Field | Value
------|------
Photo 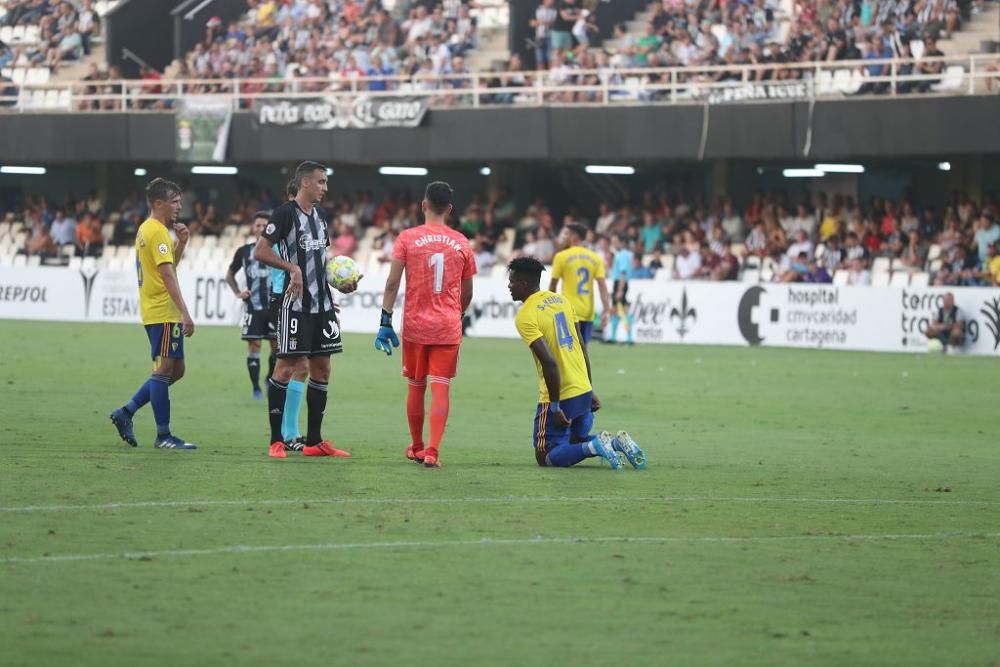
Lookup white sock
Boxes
[584,439,597,456]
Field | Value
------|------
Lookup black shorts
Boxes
[612,278,630,307]
[240,308,275,340]
[274,296,342,358]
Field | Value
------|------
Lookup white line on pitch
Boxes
[2,532,997,565]
[1,495,998,513]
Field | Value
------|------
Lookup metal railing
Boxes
[1,54,997,112]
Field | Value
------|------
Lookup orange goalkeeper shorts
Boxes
[402,341,460,380]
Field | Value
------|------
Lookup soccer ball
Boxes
[327,255,360,290]
[927,338,944,353]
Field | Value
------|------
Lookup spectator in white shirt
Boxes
[783,229,814,268]
[721,201,745,242]
[790,204,817,237]
[674,244,703,280]
[49,209,77,246]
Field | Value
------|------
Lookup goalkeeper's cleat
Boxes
[593,431,624,470]
[109,409,138,447]
[423,450,441,468]
[613,431,648,470]
[269,441,287,458]
[406,444,425,463]
[284,436,306,452]
[154,435,197,450]
[302,441,352,458]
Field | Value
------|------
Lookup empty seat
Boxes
[12,254,27,268]
[909,272,930,287]
[872,257,891,275]
[872,271,891,287]
[833,270,849,285]
[741,266,760,283]
[26,255,41,267]
[68,256,83,270]
[927,244,942,261]
[932,66,965,92]
[890,271,910,287]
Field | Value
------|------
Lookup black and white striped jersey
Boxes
[261,201,333,314]
[228,242,271,311]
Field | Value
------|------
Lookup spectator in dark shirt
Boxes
[925,292,964,349]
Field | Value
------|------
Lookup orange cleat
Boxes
[423,450,440,468]
[303,441,352,457]
[406,444,425,463]
[269,441,287,459]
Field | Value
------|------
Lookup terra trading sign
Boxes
[253,96,429,129]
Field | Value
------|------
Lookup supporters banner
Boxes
[176,96,233,162]
[1,267,999,356]
[252,96,429,129]
[705,81,813,105]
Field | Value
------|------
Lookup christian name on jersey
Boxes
[413,234,466,251]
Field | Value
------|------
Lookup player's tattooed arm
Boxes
[529,339,570,427]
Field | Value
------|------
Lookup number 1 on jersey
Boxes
[555,312,574,350]
[428,252,445,294]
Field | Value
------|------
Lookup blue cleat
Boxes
[613,431,648,470]
[253,388,264,400]
[593,431,624,470]
[154,435,198,450]
[109,409,138,447]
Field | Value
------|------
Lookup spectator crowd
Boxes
[4,181,998,288]
[1,0,100,72]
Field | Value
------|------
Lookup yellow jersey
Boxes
[550,246,606,321]
[515,290,592,404]
[136,218,181,325]
[990,256,1000,284]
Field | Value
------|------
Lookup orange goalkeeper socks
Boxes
[427,378,451,455]
[406,380,427,451]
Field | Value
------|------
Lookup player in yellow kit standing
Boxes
[507,256,646,469]
[548,222,610,349]
[109,178,197,450]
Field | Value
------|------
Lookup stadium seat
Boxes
[814,243,826,259]
[910,39,925,59]
[741,266,760,283]
[114,245,131,259]
[890,271,911,287]
[11,68,26,85]
[927,244,942,261]
[0,222,10,238]
[0,254,11,268]
[833,270,849,285]
[11,26,25,42]
[932,66,965,92]
[60,244,76,258]
[910,272,930,287]
[209,247,228,263]
[872,270,891,287]
[201,236,218,250]
[0,27,12,44]
[815,70,836,96]
[100,245,116,260]
[26,254,41,267]
[729,243,745,256]
[872,257,891,275]
[659,254,675,277]
[929,258,943,273]
[68,256,83,270]
[12,254,27,268]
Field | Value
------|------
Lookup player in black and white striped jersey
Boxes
[225,211,275,399]
[254,161,362,459]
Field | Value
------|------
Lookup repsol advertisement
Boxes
[1,267,998,355]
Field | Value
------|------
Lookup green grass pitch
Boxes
[1,320,998,666]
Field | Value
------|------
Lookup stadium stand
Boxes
[2,186,997,288]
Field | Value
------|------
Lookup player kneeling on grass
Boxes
[507,257,647,470]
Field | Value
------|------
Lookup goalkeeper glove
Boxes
[374,308,400,355]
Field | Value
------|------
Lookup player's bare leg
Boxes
[300,355,351,458]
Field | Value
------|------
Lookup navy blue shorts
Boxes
[577,321,593,344]
[533,391,593,466]
[145,322,184,362]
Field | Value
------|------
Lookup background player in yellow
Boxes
[109,178,197,450]
[548,222,610,349]
[508,256,646,470]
